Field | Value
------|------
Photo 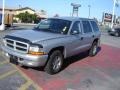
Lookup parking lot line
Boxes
[0,70,17,80]
[9,63,42,90]
[18,81,32,90]
[0,61,9,66]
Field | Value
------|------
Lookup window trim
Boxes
[90,20,99,32]
[70,21,81,35]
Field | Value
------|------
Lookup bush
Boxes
[15,11,38,23]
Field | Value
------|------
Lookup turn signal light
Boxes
[28,51,46,55]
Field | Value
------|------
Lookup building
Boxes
[14,7,35,15]
[0,8,14,26]
[13,7,36,22]
[35,10,47,19]
[0,7,47,23]
[0,8,15,14]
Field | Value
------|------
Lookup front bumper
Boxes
[108,30,116,35]
[2,46,48,67]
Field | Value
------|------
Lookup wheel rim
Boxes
[115,33,119,37]
[52,56,62,71]
[93,45,97,55]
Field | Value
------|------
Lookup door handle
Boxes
[92,35,95,38]
[80,37,84,40]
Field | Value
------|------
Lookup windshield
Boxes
[34,19,71,34]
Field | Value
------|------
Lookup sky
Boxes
[0,0,120,21]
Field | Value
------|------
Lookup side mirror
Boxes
[71,30,79,35]
[33,26,38,30]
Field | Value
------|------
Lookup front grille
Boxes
[5,38,29,53]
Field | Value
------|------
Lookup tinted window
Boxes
[82,21,92,33]
[115,28,120,31]
[90,21,99,32]
[71,21,80,34]
[0,14,2,25]
[34,19,71,34]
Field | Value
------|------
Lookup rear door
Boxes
[81,20,94,50]
[90,20,101,37]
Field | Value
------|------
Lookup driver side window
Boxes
[71,21,80,34]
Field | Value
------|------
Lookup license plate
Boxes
[10,56,18,65]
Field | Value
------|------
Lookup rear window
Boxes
[90,21,99,32]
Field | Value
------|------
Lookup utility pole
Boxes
[88,5,91,18]
[0,0,5,31]
[111,0,116,29]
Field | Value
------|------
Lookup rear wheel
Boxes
[89,41,98,57]
[44,50,63,75]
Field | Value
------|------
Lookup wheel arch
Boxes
[48,46,65,57]
[93,38,100,46]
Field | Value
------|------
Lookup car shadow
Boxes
[5,25,30,30]
[62,52,89,70]
[22,47,101,72]
[62,47,101,70]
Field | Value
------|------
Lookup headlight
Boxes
[29,45,40,52]
[28,44,45,55]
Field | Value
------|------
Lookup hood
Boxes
[9,30,65,43]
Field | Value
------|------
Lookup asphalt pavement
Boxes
[101,30,120,48]
[0,24,40,90]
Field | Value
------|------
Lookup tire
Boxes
[108,33,112,36]
[89,41,98,57]
[115,32,119,37]
[44,50,63,75]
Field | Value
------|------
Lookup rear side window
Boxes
[82,21,92,33]
[90,21,99,32]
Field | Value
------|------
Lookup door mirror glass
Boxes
[71,30,79,35]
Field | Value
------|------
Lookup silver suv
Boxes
[1,17,101,74]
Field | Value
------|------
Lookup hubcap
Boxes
[115,33,119,37]
[52,56,62,71]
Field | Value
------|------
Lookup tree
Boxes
[15,11,38,23]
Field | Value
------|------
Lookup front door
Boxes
[66,21,84,57]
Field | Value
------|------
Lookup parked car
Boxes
[1,17,101,74]
[108,27,120,37]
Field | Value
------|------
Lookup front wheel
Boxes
[89,42,98,57]
[44,50,63,75]
[115,32,119,37]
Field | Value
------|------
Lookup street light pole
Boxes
[111,0,116,29]
[88,5,91,18]
[0,0,5,31]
